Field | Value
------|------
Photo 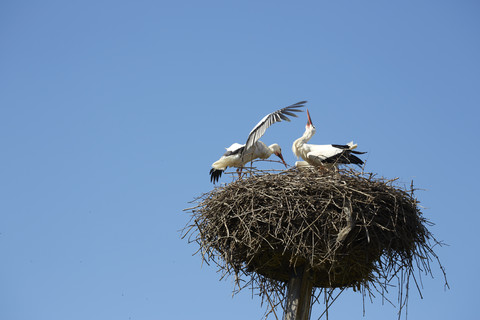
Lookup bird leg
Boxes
[236,167,243,178]
[317,165,328,175]
[317,164,336,176]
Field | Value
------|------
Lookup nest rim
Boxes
[183,167,447,318]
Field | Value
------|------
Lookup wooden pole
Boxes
[283,265,313,320]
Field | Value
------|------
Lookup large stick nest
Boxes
[184,167,447,317]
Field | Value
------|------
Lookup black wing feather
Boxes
[320,151,365,166]
[331,144,351,150]
[351,150,367,155]
[210,168,224,184]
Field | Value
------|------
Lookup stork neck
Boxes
[292,126,315,158]
[266,145,274,156]
[301,126,315,143]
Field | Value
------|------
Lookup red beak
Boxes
[306,109,313,126]
[276,152,288,168]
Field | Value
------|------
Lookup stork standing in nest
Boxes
[292,109,366,171]
[210,101,306,183]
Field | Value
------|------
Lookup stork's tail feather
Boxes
[210,168,224,184]
[346,141,358,150]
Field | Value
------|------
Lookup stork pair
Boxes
[210,101,365,183]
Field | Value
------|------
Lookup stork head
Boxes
[305,108,316,136]
[269,143,288,168]
[306,108,315,128]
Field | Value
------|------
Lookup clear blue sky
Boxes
[1,1,479,319]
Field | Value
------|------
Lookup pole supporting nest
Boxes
[184,168,448,319]
[283,265,313,320]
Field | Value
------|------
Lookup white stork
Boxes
[292,109,365,169]
[210,101,306,183]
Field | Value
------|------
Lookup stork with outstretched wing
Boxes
[210,101,306,183]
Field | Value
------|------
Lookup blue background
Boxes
[1,1,478,319]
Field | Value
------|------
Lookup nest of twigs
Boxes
[183,166,447,318]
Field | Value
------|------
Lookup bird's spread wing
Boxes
[243,101,306,153]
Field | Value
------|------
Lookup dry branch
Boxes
[183,167,447,319]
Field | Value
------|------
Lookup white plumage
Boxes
[292,109,365,169]
[210,101,306,183]
[211,142,284,182]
